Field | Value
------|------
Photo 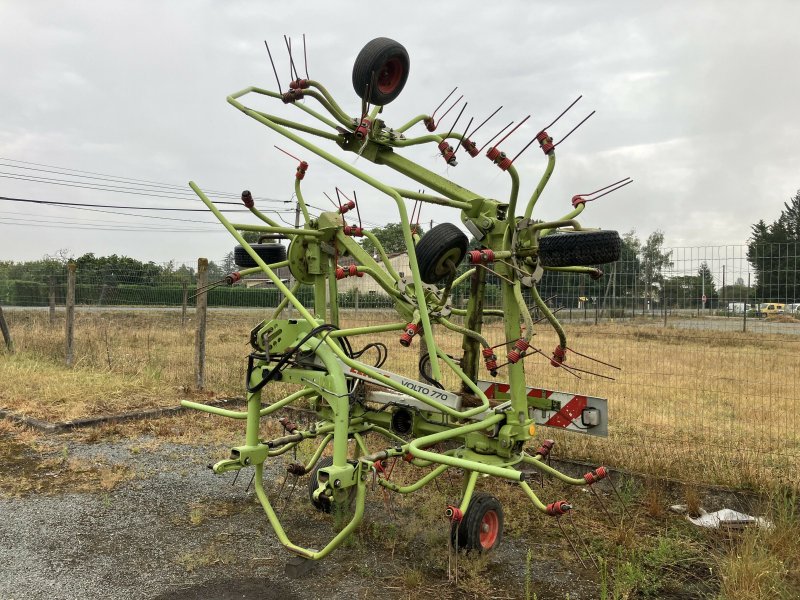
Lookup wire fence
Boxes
[1,244,799,489]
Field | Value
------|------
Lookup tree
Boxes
[361,222,425,256]
[639,230,673,305]
[697,262,718,308]
[747,189,800,302]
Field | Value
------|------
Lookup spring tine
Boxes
[554,111,596,147]
[445,102,468,139]
[571,511,600,571]
[188,280,225,300]
[245,472,255,493]
[478,120,514,153]
[533,307,564,326]
[334,188,344,212]
[274,145,303,163]
[469,105,503,139]
[589,485,617,528]
[562,363,616,381]
[277,475,298,520]
[566,346,621,370]
[264,41,283,91]
[510,133,542,164]
[555,516,587,569]
[283,35,300,81]
[539,95,582,133]
[431,86,458,120]
[231,470,240,487]
[435,94,464,128]
[453,117,473,155]
[583,179,634,203]
[302,33,309,79]
[579,177,631,198]
[477,263,515,285]
[353,190,362,227]
[493,115,530,147]
[531,348,582,379]
[323,192,338,208]
[608,475,631,519]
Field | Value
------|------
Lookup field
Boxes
[2,307,800,598]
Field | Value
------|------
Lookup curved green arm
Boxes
[254,463,366,560]
[294,100,341,130]
[513,282,535,343]
[396,114,429,133]
[294,178,310,224]
[304,433,333,471]
[303,89,354,129]
[392,133,444,147]
[523,152,556,220]
[519,480,549,513]
[250,109,342,141]
[521,452,587,486]
[247,206,281,228]
[531,284,566,350]
[539,203,586,237]
[379,463,450,494]
[306,80,353,125]
[360,231,400,281]
[438,316,490,349]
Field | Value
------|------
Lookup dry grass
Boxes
[1,307,799,489]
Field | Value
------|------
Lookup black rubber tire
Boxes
[307,457,356,513]
[415,223,468,284]
[352,38,410,106]
[450,493,504,552]
[233,243,287,268]
[538,230,621,267]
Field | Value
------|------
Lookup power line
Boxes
[0,209,220,231]
[0,156,283,203]
[0,219,224,233]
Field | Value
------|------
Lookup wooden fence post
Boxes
[181,280,188,327]
[65,262,76,367]
[0,303,13,353]
[194,258,208,390]
[49,276,56,324]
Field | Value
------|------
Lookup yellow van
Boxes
[758,302,785,317]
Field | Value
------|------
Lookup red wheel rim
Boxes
[479,510,499,549]
[376,57,404,93]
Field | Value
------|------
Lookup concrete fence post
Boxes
[194,258,208,390]
[65,262,76,367]
[0,303,13,353]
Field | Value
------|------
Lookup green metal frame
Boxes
[184,63,613,562]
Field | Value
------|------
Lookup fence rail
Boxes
[1,245,799,490]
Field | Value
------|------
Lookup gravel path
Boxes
[0,438,597,600]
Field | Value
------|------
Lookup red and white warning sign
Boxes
[477,380,608,437]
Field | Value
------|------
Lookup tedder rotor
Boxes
[184,36,630,574]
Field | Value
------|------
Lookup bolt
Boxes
[334,479,342,488]
[244,457,251,465]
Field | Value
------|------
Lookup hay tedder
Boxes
[184,37,629,572]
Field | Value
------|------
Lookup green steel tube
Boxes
[327,321,406,337]
[259,387,316,417]
[438,316,490,350]
[267,441,300,457]
[450,306,506,317]
[254,463,366,560]
[506,164,521,221]
[247,206,281,228]
[521,453,586,486]
[364,424,408,445]
[513,282,535,343]
[436,350,490,413]
[180,399,248,419]
[250,109,342,141]
[538,205,586,237]
[237,266,266,278]
[306,80,353,125]
[531,284,566,350]
[272,280,301,319]
[228,223,324,236]
[544,265,599,274]
[294,99,341,130]
[294,178,310,224]
[452,268,476,289]
[356,267,405,300]
[378,463,449,494]
[303,89,354,129]
[519,480,549,513]
[303,433,333,471]
[327,255,339,326]
[407,414,523,481]
[359,231,400,281]
[392,187,459,209]
[523,152,556,220]
[392,133,443,147]
[352,432,370,458]
[458,470,480,513]
[396,114,429,133]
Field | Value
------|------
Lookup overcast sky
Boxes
[1,0,798,265]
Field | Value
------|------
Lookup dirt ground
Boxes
[0,433,602,600]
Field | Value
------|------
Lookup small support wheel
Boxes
[233,243,287,268]
[352,38,410,106]
[450,493,504,552]
[415,223,468,284]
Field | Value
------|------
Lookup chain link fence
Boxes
[1,244,799,488]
